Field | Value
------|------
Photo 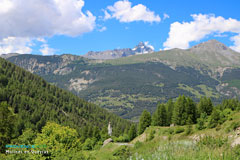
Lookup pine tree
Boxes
[166,99,174,126]
[172,95,187,125]
[185,97,197,124]
[152,104,167,126]
[197,97,213,116]
[0,102,15,153]
[93,126,101,140]
[208,109,220,128]
[151,108,159,126]
[138,110,151,135]
[128,125,137,141]
[196,112,207,130]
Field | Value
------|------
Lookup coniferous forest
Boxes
[0,57,132,159]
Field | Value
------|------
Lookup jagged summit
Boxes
[190,39,230,52]
[132,42,154,54]
[84,42,154,59]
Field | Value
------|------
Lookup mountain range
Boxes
[83,42,154,59]
[2,39,240,120]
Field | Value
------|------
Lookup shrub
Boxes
[168,128,174,135]
[233,145,240,158]
[82,138,97,150]
[196,113,207,130]
[113,146,131,159]
[226,121,240,133]
[114,134,129,142]
[175,127,185,134]
[147,130,155,141]
[168,135,172,141]
[215,125,221,131]
[134,141,143,149]
[197,136,228,148]
[185,125,193,135]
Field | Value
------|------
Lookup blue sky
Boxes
[0,0,240,55]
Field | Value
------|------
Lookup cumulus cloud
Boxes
[0,0,96,55]
[0,37,33,54]
[40,44,56,55]
[104,0,160,23]
[0,0,95,38]
[230,34,240,52]
[144,41,154,50]
[163,14,240,52]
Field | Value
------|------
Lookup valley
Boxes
[3,40,240,120]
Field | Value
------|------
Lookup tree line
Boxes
[137,95,240,135]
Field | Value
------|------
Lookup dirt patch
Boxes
[131,133,146,144]
[232,137,240,147]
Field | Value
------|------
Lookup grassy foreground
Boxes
[86,112,240,160]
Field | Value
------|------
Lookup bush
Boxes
[196,113,207,130]
[134,141,143,149]
[215,125,221,131]
[185,125,193,135]
[168,128,174,135]
[197,136,228,148]
[168,135,172,141]
[233,145,240,158]
[226,121,240,133]
[175,127,185,134]
[147,130,155,141]
[82,138,97,150]
[113,146,131,159]
[114,134,129,142]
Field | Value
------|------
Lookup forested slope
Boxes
[0,57,130,143]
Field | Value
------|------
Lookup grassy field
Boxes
[226,80,240,89]
[178,84,219,99]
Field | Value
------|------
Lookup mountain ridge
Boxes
[83,42,154,59]
[2,39,240,120]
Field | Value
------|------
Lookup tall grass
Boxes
[129,138,239,160]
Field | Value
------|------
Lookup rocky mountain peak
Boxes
[132,42,154,54]
[0,53,19,59]
[84,42,154,59]
[190,39,230,52]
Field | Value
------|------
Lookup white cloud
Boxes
[40,44,55,55]
[163,13,170,20]
[36,38,47,43]
[0,0,96,38]
[144,41,154,50]
[0,0,96,55]
[0,0,13,14]
[104,0,160,23]
[103,10,111,20]
[163,14,240,51]
[0,37,33,54]
[98,26,107,32]
[230,34,240,52]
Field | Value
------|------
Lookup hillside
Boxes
[3,40,240,120]
[0,57,130,138]
[88,112,240,160]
